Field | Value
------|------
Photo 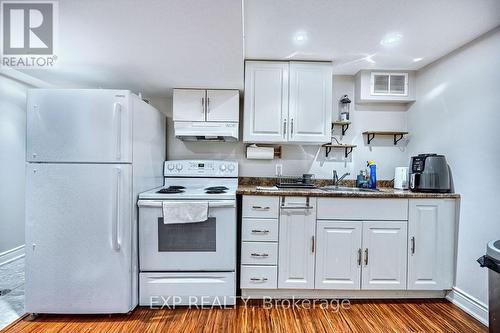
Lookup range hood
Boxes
[174,121,239,142]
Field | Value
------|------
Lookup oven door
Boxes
[138,200,236,271]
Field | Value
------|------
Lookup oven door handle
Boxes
[137,200,235,208]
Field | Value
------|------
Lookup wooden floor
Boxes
[2,300,486,333]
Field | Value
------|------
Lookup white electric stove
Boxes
[137,160,238,307]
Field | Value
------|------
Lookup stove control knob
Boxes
[219,164,226,172]
[228,164,235,172]
[176,163,183,171]
[167,163,174,171]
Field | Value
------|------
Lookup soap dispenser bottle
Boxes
[367,160,377,189]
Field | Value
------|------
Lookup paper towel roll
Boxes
[246,145,274,159]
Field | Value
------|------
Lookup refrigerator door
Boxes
[25,163,134,313]
[27,89,132,163]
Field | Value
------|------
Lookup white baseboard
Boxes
[446,287,488,326]
[0,245,25,267]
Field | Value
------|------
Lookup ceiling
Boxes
[17,0,500,97]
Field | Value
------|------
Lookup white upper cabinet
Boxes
[355,70,416,104]
[244,61,332,144]
[288,62,332,143]
[361,221,407,290]
[206,90,239,122]
[173,88,239,122]
[408,199,456,290]
[173,89,206,122]
[243,61,289,142]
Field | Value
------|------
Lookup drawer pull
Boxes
[280,205,313,210]
[251,229,270,234]
[250,277,268,282]
[252,206,270,210]
[250,253,269,258]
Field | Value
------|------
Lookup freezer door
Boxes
[27,89,132,163]
[25,163,134,313]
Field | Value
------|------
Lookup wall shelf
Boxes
[362,131,408,145]
[323,144,357,158]
[332,121,351,135]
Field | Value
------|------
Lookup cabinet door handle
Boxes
[358,248,362,266]
[207,97,210,113]
[364,248,369,265]
[311,236,315,253]
[291,118,294,135]
[251,229,270,234]
[252,206,270,210]
[250,277,268,282]
[411,237,415,255]
[201,97,205,113]
[283,119,287,138]
[250,253,269,258]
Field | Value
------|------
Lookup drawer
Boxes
[139,272,235,306]
[242,218,278,242]
[242,196,279,218]
[240,265,277,289]
[317,198,408,220]
[241,242,278,265]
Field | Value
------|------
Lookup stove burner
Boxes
[167,185,185,190]
[157,187,185,194]
[205,189,227,194]
[205,186,229,191]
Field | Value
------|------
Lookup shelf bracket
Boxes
[341,123,349,136]
[393,134,404,145]
[367,133,375,144]
[345,146,354,158]
[325,146,333,157]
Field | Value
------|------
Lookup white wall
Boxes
[151,76,409,180]
[0,74,30,254]
[407,28,500,306]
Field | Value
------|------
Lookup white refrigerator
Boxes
[25,89,166,314]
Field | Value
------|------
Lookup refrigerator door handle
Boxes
[112,167,121,251]
[114,102,122,160]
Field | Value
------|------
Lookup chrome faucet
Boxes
[332,170,350,187]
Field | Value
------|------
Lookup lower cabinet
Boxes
[315,220,407,290]
[407,199,456,290]
[362,221,408,290]
[240,195,457,294]
[278,197,316,289]
[315,221,362,289]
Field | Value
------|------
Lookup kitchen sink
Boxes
[320,186,380,193]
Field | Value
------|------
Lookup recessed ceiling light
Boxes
[413,57,423,62]
[293,31,308,45]
[380,33,403,46]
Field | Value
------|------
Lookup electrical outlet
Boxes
[275,164,283,177]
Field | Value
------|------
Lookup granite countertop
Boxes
[236,178,460,199]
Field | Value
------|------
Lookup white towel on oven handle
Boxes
[162,201,209,224]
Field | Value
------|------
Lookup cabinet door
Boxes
[278,197,316,289]
[243,61,288,143]
[288,62,332,143]
[362,221,407,290]
[206,90,239,122]
[173,89,206,122]
[408,199,456,290]
[315,221,362,290]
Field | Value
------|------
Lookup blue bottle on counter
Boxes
[367,160,377,189]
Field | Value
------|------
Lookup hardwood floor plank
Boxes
[1,300,487,333]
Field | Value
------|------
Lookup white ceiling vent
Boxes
[370,72,408,96]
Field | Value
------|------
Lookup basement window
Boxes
[370,72,408,96]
